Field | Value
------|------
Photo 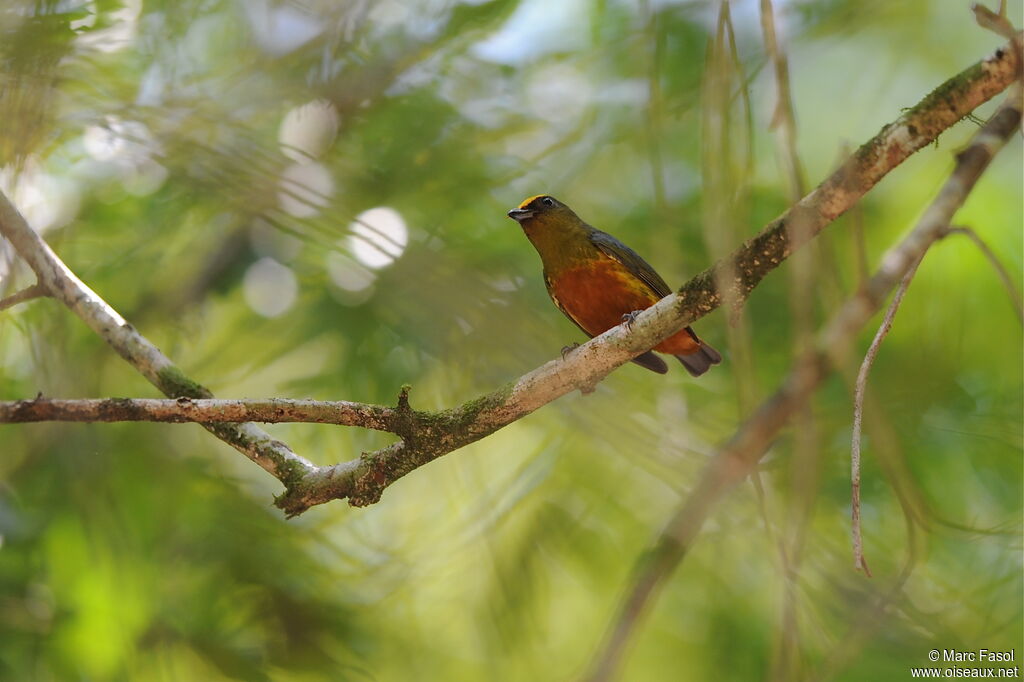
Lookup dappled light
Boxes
[277,161,335,218]
[243,257,298,318]
[348,207,409,269]
[279,99,341,163]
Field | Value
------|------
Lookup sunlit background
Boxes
[0,1,1021,680]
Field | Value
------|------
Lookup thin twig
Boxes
[947,225,1024,324]
[852,209,1024,571]
[850,192,870,290]
[725,2,757,179]
[760,0,806,199]
[851,252,925,578]
[585,85,1023,682]
[702,0,759,414]
[760,2,815,676]
[972,2,1018,40]
[639,0,669,236]
[814,498,922,680]
[0,282,48,311]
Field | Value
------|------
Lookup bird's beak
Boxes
[507,207,533,222]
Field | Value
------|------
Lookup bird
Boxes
[508,194,721,376]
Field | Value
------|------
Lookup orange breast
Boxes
[549,261,700,355]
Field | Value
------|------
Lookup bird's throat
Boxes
[521,216,597,278]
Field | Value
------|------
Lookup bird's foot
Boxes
[560,342,580,359]
[621,310,643,329]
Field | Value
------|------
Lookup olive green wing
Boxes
[588,229,673,299]
[589,227,707,362]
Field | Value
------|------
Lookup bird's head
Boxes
[508,194,592,268]
[507,195,578,231]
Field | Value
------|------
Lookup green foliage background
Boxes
[0,1,1020,680]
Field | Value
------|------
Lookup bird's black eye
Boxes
[541,197,555,207]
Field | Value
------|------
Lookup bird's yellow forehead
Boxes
[518,194,547,209]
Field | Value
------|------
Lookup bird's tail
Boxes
[675,341,722,377]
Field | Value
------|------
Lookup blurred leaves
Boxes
[0,0,1021,680]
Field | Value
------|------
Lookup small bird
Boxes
[508,194,721,376]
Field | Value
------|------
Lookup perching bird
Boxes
[508,194,721,376]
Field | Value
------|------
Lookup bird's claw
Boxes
[561,342,580,359]
[621,310,643,329]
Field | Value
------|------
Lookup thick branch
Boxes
[585,85,1023,682]
[676,39,1018,317]
[0,396,399,429]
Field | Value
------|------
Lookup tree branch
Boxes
[0,282,48,311]
[0,41,1019,517]
[676,39,1018,318]
[0,396,400,429]
[0,191,318,485]
[852,203,1024,581]
[947,225,1024,324]
[585,84,1023,682]
[851,252,925,578]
